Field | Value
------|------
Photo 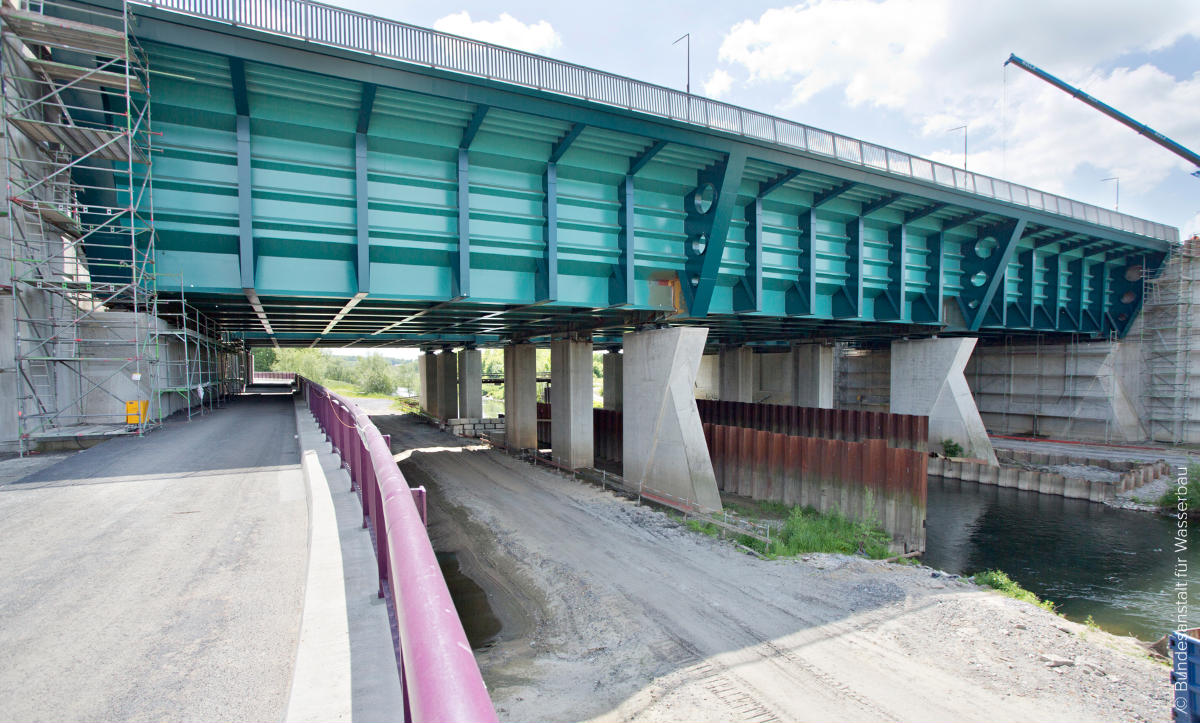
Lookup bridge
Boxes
[0,0,1185,720]
[37,0,1178,349]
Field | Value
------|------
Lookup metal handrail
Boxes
[299,376,497,723]
[130,0,1177,244]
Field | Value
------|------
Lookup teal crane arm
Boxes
[1005,53,1200,171]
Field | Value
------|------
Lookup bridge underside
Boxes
[85,2,1174,349]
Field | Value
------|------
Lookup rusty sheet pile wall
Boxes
[694,400,928,450]
[540,401,927,551]
[703,425,926,552]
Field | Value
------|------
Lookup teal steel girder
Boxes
[117,5,1176,346]
[681,149,748,318]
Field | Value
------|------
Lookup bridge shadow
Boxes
[363,412,1026,723]
[4,392,300,490]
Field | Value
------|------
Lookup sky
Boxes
[328,0,1200,235]
[323,0,1200,357]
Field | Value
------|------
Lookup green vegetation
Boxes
[1084,614,1100,632]
[680,503,894,560]
[769,506,892,559]
[971,569,1056,612]
[254,347,418,400]
[722,498,791,520]
[941,438,964,458]
[1155,463,1200,510]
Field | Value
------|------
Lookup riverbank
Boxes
[376,414,1167,723]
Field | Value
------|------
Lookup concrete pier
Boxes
[503,343,537,450]
[792,343,834,408]
[623,327,721,512]
[891,337,997,464]
[456,348,482,419]
[718,346,754,402]
[550,338,593,468]
[419,351,436,415]
[436,350,458,420]
[602,350,622,410]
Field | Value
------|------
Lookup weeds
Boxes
[972,569,1056,612]
[767,506,892,559]
[1155,463,1200,510]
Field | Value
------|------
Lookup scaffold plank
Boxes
[1,8,128,59]
[26,58,144,93]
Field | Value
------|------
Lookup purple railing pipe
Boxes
[298,378,497,723]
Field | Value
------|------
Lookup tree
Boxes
[271,348,331,381]
[354,354,399,395]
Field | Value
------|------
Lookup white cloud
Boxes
[1185,212,1200,240]
[717,0,1200,202]
[704,69,734,99]
[433,11,561,55]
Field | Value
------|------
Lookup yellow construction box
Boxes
[125,400,149,425]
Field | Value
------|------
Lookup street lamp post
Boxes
[1102,176,1119,211]
[949,124,968,170]
[673,33,690,95]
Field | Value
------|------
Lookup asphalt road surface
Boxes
[0,393,306,721]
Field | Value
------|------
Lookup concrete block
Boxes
[623,327,721,512]
[998,467,1018,488]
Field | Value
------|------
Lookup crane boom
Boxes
[1005,53,1200,170]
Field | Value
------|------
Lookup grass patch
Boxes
[722,498,791,520]
[1155,463,1200,510]
[686,519,721,538]
[769,506,892,559]
[972,569,1055,612]
[323,379,397,400]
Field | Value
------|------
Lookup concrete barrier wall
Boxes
[928,454,1170,502]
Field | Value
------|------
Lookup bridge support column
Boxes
[602,350,622,410]
[419,351,437,415]
[890,337,997,464]
[719,346,755,402]
[457,348,482,419]
[550,337,593,468]
[792,343,834,408]
[623,327,721,512]
[436,350,458,420]
[503,343,537,450]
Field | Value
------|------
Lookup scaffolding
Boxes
[153,278,239,421]
[1140,237,1200,444]
[3,0,158,452]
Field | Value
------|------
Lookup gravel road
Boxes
[376,415,1169,723]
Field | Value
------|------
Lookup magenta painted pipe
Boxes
[306,380,497,723]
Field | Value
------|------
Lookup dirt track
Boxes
[375,414,1168,723]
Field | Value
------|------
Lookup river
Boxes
[922,476,1193,641]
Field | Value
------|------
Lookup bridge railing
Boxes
[132,0,1177,244]
[298,376,497,723]
[251,371,295,383]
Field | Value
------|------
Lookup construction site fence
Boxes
[297,377,497,723]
